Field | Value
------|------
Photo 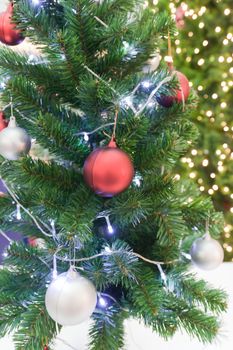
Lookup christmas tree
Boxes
[160,0,233,260]
[0,1,227,349]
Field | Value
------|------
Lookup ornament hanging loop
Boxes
[10,96,14,117]
[167,31,174,70]
[205,216,211,240]
[112,107,119,141]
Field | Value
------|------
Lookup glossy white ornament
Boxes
[190,234,224,270]
[45,267,97,326]
[0,116,31,160]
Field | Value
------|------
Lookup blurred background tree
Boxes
[148,0,233,260]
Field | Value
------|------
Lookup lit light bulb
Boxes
[191,149,198,156]
[202,159,209,167]
[142,81,151,89]
[218,56,225,63]
[84,133,89,142]
[224,9,231,16]
[206,110,213,117]
[223,187,230,193]
[189,172,196,179]
[16,204,21,220]
[106,216,114,234]
[98,296,108,308]
[198,58,205,66]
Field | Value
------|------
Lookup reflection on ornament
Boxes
[45,267,97,326]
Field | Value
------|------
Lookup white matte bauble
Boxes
[190,234,224,270]
[45,267,97,326]
[0,116,31,160]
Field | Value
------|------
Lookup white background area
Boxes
[1,263,233,350]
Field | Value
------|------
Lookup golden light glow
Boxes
[215,26,221,33]
[198,58,205,65]
[202,159,209,167]
[224,8,231,15]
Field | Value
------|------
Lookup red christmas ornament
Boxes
[0,111,8,131]
[83,138,134,197]
[27,237,38,247]
[157,70,190,108]
[0,3,24,46]
[43,346,49,350]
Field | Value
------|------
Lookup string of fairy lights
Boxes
[143,0,233,256]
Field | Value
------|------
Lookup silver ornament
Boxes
[142,54,161,73]
[190,234,224,270]
[0,116,31,160]
[45,267,97,326]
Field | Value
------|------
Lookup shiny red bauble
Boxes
[0,3,24,46]
[0,111,8,131]
[157,71,190,108]
[83,138,134,197]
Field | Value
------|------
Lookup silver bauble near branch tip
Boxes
[190,234,224,270]
[45,267,97,326]
[142,54,161,73]
[0,116,31,160]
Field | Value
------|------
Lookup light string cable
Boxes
[0,177,53,238]
[0,227,51,269]
[82,63,173,118]
[55,247,178,267]
[3,98,36,125]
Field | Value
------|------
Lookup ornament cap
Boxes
[67,266,80,279]
[8,116,17,128]
[108,137,117,148]
[204,232,211,240]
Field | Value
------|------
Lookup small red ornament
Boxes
[0,111,8,131]
[27,237,37,247]
[83,138,134,197]
[176,6,185,29]
[44,346,49,350]
[157,70,190,108]
[0,3,24,46]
